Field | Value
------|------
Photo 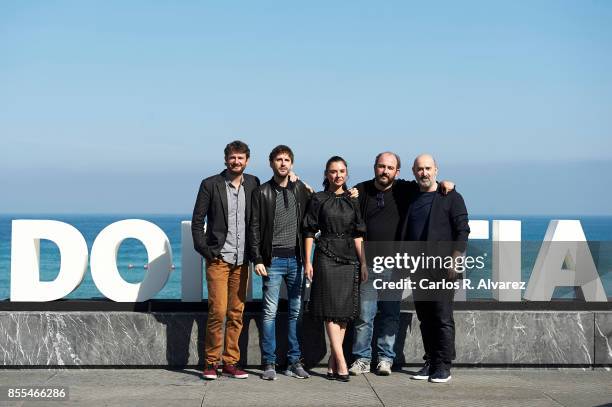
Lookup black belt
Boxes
[271,247,297,258]
[320,232,350,239]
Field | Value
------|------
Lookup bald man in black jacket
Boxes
[402,153,470,384]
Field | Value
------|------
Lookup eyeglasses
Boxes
[376,191,385,209]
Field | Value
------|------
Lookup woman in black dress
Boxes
[303,156,367,381]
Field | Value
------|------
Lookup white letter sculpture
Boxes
[524,220,606,301]
[90,219,172,302]
[181,221,203,301]
[492,220,522,301]
[11,220,88,301]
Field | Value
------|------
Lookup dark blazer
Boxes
[191,169,260,262]
[249,179,312,267]
[401,184,470,253]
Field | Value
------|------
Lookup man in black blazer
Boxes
[191,140,260,380]
[403,153,470,384]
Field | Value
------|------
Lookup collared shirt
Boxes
[220,175,246,265]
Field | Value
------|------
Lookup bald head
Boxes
[413,154,437,168]
[412,153,438,191]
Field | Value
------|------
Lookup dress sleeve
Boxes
[350,197,366,238]
[302,193,322,238]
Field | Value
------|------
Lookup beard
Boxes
[227,163,245,175]
[417,177,433,188]
[376,174,395,187]
[274,167,290,178]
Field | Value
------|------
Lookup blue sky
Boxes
[1,1,611,215]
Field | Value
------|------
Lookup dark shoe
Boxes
[411,360,431,380]
[429,367,451,383]
[326,356,336,380]
[285,361,310,379]
[261,363,277,381]
[202,363,219,380]
[222,364,249,379]
[335,373,350,382]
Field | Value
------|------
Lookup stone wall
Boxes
[1,310,610,367]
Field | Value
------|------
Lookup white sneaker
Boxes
[348,359,370,375]
[376,360,392,376]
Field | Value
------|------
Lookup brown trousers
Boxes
[205,258,249,365]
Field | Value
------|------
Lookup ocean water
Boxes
[0,214,610,300]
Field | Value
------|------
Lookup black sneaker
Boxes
[429,367,451,383]
[410,360,430,380]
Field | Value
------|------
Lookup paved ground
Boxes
[0,367,610,407]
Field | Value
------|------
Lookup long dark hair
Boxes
[323,155,349,191]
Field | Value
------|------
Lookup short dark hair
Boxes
[269,145,294,163]
[224,140,250,159]
[374,151,401,169]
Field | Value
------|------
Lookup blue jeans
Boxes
[261,256,303,365]
[352,268,401,363]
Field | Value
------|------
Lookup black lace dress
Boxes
[303,191,366,322]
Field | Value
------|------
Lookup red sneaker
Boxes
[202,363,219,380]
[222,364,249,379]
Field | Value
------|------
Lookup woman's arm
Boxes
[354,237,368,283]
[304,237,314,282]
[302,194,321,283]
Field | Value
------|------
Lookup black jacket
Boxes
[249,178,312,266]
[401,184,470,253]
[355,178,419,240]
[191,170,260,262]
